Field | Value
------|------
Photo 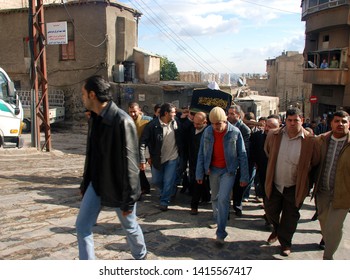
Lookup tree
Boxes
[160,56,179,81]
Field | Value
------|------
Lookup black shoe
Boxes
[141,189,150,195]
[280,246,291,257]
[215,237,225,248]
[235,209,242,217]
[267,231,278,245]
[233,206,242,217]
[159,205,168,211]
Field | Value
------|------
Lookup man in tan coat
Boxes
[313,110,350,260]
[264,108,319,257]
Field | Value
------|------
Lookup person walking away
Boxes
[196,107,249,247]
[140,103,183,211]
[128,102,152,195]
[76,75,147,260]
[313,110,350,260]
[264,107,319,257]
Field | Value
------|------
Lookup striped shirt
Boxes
[321,135,347,193]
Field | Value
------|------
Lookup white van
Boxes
[0,67,23,148]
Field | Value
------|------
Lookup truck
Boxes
[0,67,24,148]
[0,67,23,148]
[18,89,65,133]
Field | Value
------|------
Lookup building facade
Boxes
[266,51,312,118]
[0,0,162,121]
[302,0,350,120]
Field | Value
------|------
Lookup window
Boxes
[309,0,318,7]
[60,22,75,61]
[323,35,329,42]
[23,37,30,58]
[0,72,6,98]
[319,0,330,4]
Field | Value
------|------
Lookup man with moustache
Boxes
[188,111,210,215]
[264,107,319,257]
[313,110,350,260]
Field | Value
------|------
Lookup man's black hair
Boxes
[84,75,112,103]
[329,110,349,122]
[160,103,175,117]
[286,107,303,118]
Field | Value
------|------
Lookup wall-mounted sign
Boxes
[46,22,68,45]
[138,94,145,102]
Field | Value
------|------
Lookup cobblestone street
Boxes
[0,128,349,260]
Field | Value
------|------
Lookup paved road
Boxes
[0,128,349,260]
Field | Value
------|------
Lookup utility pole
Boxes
[28,0,51,151]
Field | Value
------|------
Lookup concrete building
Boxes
[0,0,163,122]
[178,71,231,87]
[234,95,279,120]
[266,51,312,118]
[178,71,203,83]
[301,0,350,120]
[246,75,268,95]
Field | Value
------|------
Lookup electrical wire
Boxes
[62,2,107,48]
[151,0,235,74]
[128,0,219,73]
[126,0,301,74]
[239,0,300,15]
[135,0,215,73]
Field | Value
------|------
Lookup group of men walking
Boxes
[75,75,350,260]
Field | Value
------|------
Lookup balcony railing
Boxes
[303,68,349,85]
[302,0,349,18]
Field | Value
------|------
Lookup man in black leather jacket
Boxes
[76,75,147,260]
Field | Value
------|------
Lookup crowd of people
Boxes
[76,75,350,260]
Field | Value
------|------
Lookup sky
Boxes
[118,0,305,74]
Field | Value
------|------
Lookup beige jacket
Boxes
[264,127,319,207]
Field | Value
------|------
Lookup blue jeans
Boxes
[151,158,178,206]
[209,166,236,240]
[76,183,147,260]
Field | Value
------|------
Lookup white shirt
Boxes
[274,128,304,193]
[159,119,178,164]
